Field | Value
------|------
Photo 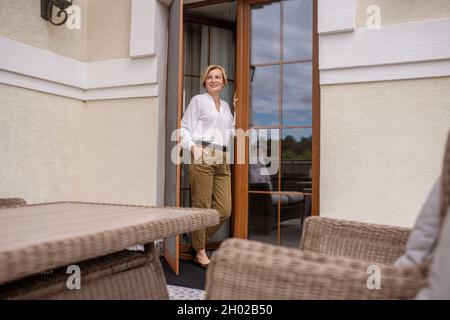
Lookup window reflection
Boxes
[247,0,315,247]
[251,2,280,64]
[283,0,312,62]
[282,63,312,126]
[281,129,312,192]
[280,194,311,247]
[249,129,280,191]
[250,65,279,126]
[248,193,278,245]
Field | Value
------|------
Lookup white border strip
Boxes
[0,36,158,99]
[87,58,157,89]
[0,36,85,88]
[85,84,158,100]
[320,18,450,70]
[0,69,158,101]
[320,59,450,85]
[318,0,355,34]
[130,0,156,58]
[0,69,84,100]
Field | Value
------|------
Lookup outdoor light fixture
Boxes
[41,0,74,26]
[250,65,256,82]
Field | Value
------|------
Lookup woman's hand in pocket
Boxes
[191,145,208,163]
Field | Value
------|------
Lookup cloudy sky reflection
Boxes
[250,0,313,128]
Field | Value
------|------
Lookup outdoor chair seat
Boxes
[205,216,428,299]
[205,130,450,300]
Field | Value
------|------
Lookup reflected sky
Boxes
[283,0,312,61]
[251,0,312,64]
[251,2,280,65]
[282,63,312,126]
[250,65,279,126]
[250,0,313,127]
[250,62,312,127]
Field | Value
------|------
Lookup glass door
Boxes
[236,0,317,247]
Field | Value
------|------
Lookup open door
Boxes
[178,0,238,261]
[164,0,184,275]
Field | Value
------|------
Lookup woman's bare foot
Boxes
[195,249,210,266]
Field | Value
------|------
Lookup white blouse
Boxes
[180,92,235,151]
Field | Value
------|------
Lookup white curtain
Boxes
[184,23,235,112]
[210,26,235,109]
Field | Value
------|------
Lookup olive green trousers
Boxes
[189,157,232,251]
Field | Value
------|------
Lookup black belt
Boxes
[199,141,228,152]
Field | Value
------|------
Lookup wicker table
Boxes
[0,202,219,299]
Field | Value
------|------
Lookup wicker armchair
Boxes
[205,217,428,299]
[206,131,450,300]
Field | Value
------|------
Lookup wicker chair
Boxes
[205,131,450,300]
[205,217,428,299]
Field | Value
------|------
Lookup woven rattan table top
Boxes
[0,202,219,284]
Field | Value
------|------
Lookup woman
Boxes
[180,65,237,268]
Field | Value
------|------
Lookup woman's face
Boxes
[205,68,224,95]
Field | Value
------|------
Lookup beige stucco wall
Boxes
[80,97,159,206]
[0,84,159,206]
[0,84,83,203]
[0,0,132,62]
[0,0,162,207]
[87,0,131,61]
[0,0,88,61]
[320,77,450,228]
[357,0,450,28]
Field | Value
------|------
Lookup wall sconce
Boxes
[41,0,74,26]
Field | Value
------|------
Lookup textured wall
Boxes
[320,77,450,227]
[0,0,133,62]
[80,97,159,206]
[0,0,88,61]
[87,0,131,61]
[0,84,159,206]
[0,84,83,203]
[357,0,450,28]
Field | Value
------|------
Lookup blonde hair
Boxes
[200,65,228,88]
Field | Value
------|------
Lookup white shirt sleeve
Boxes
[180,96,199,151]
[229,104,236,140]
[232,112,236,137]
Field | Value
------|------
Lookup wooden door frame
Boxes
[233,0,320,239]
[163,0,184,275]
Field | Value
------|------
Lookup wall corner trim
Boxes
[130,0,157,58]
[318,0,356,35]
